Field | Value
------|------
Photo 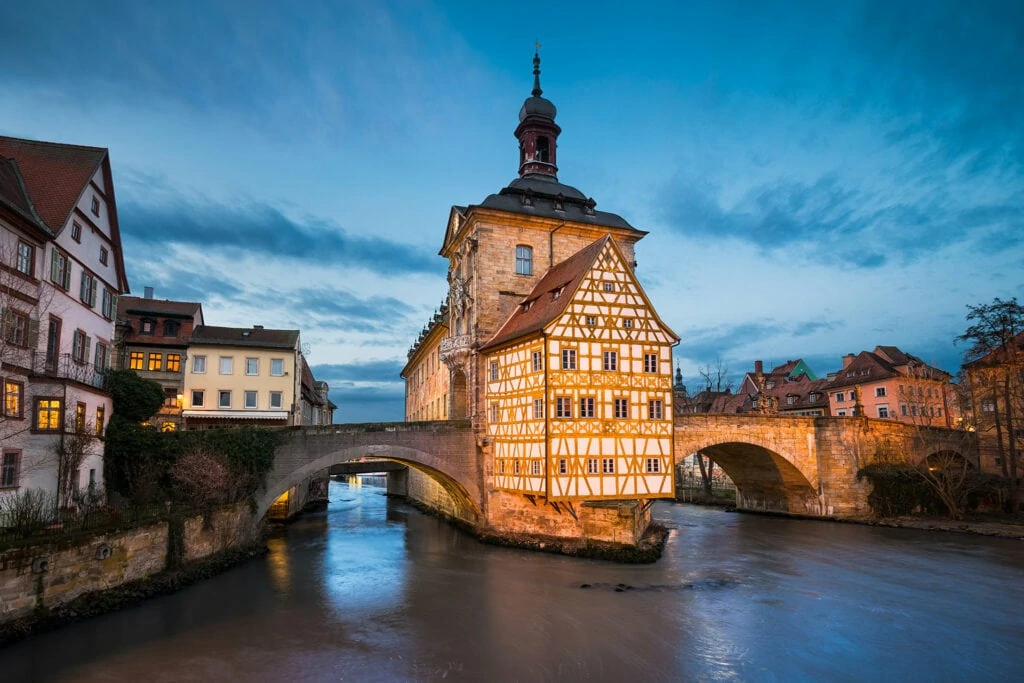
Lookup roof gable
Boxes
[0,136,107,233]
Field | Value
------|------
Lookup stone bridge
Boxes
[256,421,479,521]
[675,414,976,517]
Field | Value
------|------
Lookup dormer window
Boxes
[536,136,550,163]
[522,300,533,312]
[553,193,564,211]
[163,320,180,337]
[140,318,155,335]
[515,245,533,275]
[584,198,596,216]
[551,287,563,300]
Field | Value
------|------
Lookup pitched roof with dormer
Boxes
[190,325,299,349]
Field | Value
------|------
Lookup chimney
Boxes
[754,360,763,375]
[842,353,856,369]
[253,324,264,330]
[143,286,154,299]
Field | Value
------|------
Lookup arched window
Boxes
[515,245,533,275]
[536,137,550,163]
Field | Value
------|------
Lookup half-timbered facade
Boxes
[482,236,678,501]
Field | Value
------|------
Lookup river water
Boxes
[5,478,1024,682]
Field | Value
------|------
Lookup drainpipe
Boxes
[548,220,567,269]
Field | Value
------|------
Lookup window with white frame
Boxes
[579,396,595,418]
[835,392,846,402]
[533,398,544,419]
[602,458,615,474]
[270,358,284,376]
[586,316,596,326]
[50,248,71,289]
[878,405,889,418]
[556,397,572,418]
[875,386,887,398]
[246,358,259,375]
[558,459,567,475]
[515,245,533,275]
[532,461,541,476]
[603,282,614,292]
[270,391,283,409]
[532,351,543,372]
[561,349,576,370]
[490,403,499,423]
[244,391,257,409]
[489,361,499,381]
[648,399,663,420]
[622,318,633,329]
[644,353,658,373]
[603,350,617,371]
[587,458,599,474]
[192,355,206,373]
[218,390,231,408]
[16,242,34,277]
[219,356,233,374]
[614,398,628,419]
[645,458,661,473]
[191,390,204,407]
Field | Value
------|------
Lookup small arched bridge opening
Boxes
[257,421,480,524]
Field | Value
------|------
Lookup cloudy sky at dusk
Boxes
[2,1,1021,421]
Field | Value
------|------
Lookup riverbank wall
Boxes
[0,503,259,627]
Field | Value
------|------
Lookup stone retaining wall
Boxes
[0,503,257,623]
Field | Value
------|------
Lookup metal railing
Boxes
[31,351,107,389]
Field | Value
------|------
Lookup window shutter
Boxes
[90,277,97,306]
[51,248,59,281]
[84,335,92,362]
[0,306,7,340]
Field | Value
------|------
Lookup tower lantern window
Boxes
[536,136,550,163]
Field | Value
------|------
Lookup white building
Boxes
[0,136,129,507]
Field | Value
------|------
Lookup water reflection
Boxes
[3,481,1024,682]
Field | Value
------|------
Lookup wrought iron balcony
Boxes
[31,352,108,389]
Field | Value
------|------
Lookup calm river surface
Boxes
[5,478,1024,682]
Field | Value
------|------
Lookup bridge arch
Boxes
[680,441,822,515]
[257,442,482,524]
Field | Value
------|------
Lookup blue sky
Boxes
[2,1,1021,420]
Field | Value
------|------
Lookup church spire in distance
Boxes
[516,45,561,179]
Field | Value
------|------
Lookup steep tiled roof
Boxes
[0,156,48,233]
[118,296,203,319]
[0,136,107,232]
[190,325,299,349]
[480,235,611,352]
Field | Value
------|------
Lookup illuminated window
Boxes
[602,458,615,474]
[244,391,258,409]
[648,399,663,420]
[645,458,661,473]
[16,242,34,276]
[1,450,20,488]
[95,405,105,435]
[533,398,544,419]
[245,357,259,375]
[148,353,163,371]
[270,391,283,409]
[50,248,71,289]
[129,351,144,370]
[166,354,181,372]
[555,397,572,419]
[587,459,599,474]
[71,221,82,242]
[2,309,29,347]
[35,398,62,431]
[579,397,595,418]
[218,390,231,409]
[532,351,543,372]
[515,245,533,275]
[270,359,284,376]
[76,402,86,431]
[161,422,178,432]
[561,349,576,370]
[219,357,233,374]
[644,353,658,373]
[192,355,206,373]
[192,390,205,407]
[603,351,617,371]
[614,398,628,419]
[4,380,23,418]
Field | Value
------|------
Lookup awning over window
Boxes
[181,410,289,420]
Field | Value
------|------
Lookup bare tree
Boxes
[959,297,1024,512]
[54,412,97,511]
[698,357,733,393]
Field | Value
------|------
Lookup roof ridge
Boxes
[0,135,108,154]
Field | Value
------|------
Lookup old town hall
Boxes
[402,53,678,521]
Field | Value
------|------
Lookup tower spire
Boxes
[532,44,543,97]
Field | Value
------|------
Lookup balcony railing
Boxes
[31,352,108,389]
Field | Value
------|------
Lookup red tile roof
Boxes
[0,156,45,231]
[480,235,612,352]
[0,136,107,233]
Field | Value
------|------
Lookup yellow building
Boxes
[182,325,302,427]
[480,236,678,500]
[401,307,450,421]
